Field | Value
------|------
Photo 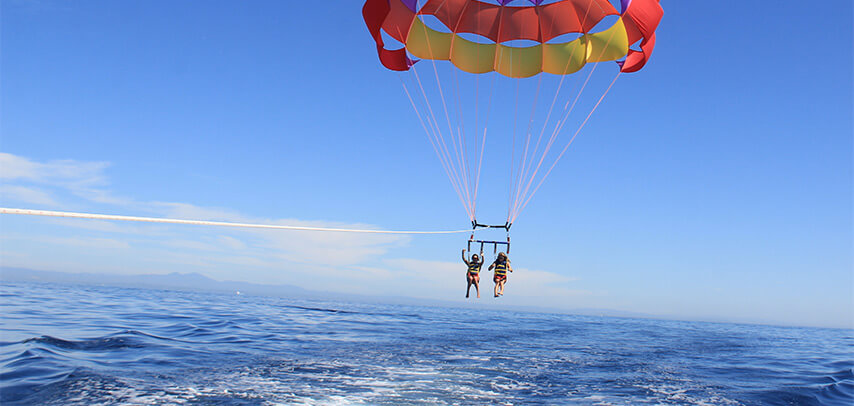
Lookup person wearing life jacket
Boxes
[462,249,484,299]
[488,252,513,297]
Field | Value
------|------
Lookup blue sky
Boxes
[1,0,851,328]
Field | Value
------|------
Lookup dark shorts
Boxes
[494,274,507,283]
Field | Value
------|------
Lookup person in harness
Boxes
[489,252,512,297]
[462,249,484,299]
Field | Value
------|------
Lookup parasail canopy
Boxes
[365,0,662,76]
[363,0,663,227]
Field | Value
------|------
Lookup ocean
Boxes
[0,281,851,405]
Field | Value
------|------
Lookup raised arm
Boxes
[461,249,469,265]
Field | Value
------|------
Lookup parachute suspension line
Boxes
[514,71,622,222]
[509,1,545,220]
[419,16,474,218]
[508,67,521,223]
[508,0,595,221]
[513,17,619,221]
[412,64,473,219]
[407,17,473,220]
[471,1,482,217]
[451,70,471,218]
[473,109,487,216]
[474,71,498,218]
[512,64,592,219]
[471,0,492,218]
[506,12,518,223]
[512,59,583,220]
[472,68,480,216]
[402,72,471,219]
[523,74,545,169]
[510,77,534,224]
[510,71,544,223]
[450,0,476,220]
[452,66,473,221]
[507,14,526,223]
[395,20,473,221]
[511,20,623,222]
[0,208,472,235]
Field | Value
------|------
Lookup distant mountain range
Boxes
[0,267,312,298]
[0,266,639,315]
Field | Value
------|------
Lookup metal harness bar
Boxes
[467,220,512,254]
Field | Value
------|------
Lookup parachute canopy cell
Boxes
[363,0,663,77]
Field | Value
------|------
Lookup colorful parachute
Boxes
[363,0,662,229]
[365,0,662,76]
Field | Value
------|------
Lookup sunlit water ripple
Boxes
[0,281,851,405]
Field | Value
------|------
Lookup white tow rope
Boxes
[0,208,470,235]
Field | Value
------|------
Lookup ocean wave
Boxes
[1,281,851,405]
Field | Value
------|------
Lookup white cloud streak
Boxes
[0,152,130,208]
[0,152,109,187]
[0,185,58,206]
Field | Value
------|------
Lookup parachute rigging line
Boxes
[472,70,498,217]
[420,13,474,217]
[0,208,471,235]
[517,72,545,213]
[509,0,597,223]
[510,18,625,222]
[399,75,469,216]
[507,77,517,222]
[471,2,498,219]
[410,60,473,219]
[413,11,479,220]
[415,65,473,219]
[514,71,622,221]
[399,75,465,214]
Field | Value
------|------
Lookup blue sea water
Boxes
[0,281,851,405]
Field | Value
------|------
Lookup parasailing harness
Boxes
[466,219,511,256]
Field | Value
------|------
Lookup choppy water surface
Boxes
[0,282,851,405]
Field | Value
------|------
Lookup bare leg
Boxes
[466,274,472,298]
[474,275,480,298]
[494,280,499,297]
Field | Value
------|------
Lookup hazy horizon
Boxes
[2,266,847,330]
